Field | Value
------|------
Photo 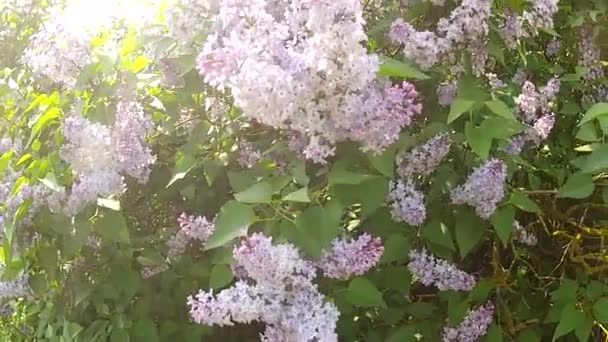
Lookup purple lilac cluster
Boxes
[499,1,559,50]
[516,81,540,123]
[578,27,608,102]
[442,302,494,342]
[512,68,528,85]
[513,220,538,246]
[397,133,452,178]
[390,0,492,69]
[408,249,476,291]
[437,80,458,106]
[0,170,50,235]
[450,159,507,219]
[546,39,561,57]
[318,234,384,280]
[486,73,506,90]
[112,101,156,183]
[167,213,215,263]
[237,142,262,168]
[0,273,31,299]
[188,233,339,341]
[388,180,427,226]
[196,0,420,163]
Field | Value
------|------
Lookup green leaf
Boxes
[572,144,608,173]
[484,324,503,342]
[465,122,492,160]
[95,210,130,243]
[110,328,130,342]
[455,209,487,258]
[283,188,310,202]
[576,122,602,142]
[132,319,158,342]
[421,220,455,251]
[205,201,255,250]
[485,99,516,120]
[29,107,61,145]
[491,205,516,245]
[367,145,397,178]
[328,164,377,185]
[447,98,475,124]
[288,200,343,258]
[553,304,585,341]
[510,191,541,213]
[578,102,608,126]
[234,182,272,203]
[381,234,411,263]
[593,297,608,323]
[346,277,386,308]
[558,173,595,199]
[378,56,430,80]
[208,264,234,289]
[575,316,593,342]
[167,151,197,188]
[386,326,417,342]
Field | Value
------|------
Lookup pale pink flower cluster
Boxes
[188,233,340,341]
[408,249,476,291]
[318,234,384,280]
[450,159,507,219]
[196,0,421,163]
[442,302,494,342]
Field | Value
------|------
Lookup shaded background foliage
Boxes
[0,0,608,341]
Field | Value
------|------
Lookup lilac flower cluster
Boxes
[408,249,476,291]
[318,234,384,280]
[0,273,31,299]
[442,302,494,342]
[499,1,559,50]
[188,233,339,341]
[59,116,124,215]
[513,220,538,246]
[237,142,262,169]
[486,73,506,90]
[167,213,215,263]
[546,39,561,57]
[164,0,217,45]
[196,0,421,163]
[390,0,492,69]
[437,80,458,106]
[397,133,452,179]
[388,180,427,226]
[450,159,507,219]
[0,170,50,235]
[578,27,608,102]
[512,68,528,85]
[516,81,540,123]
[112,101,156,183]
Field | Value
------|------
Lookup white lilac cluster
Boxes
[59,116,124,215]
[499,0,559,50]
[397,133,452,179]
[437,80,458,106]
[389,0,492,69]
[450,159,507,219]
[112,101,156,183]
[388,180,427,226]
[513,220,538,246]
[318,234,384,280]
[442,302,494,342]
[408,249,476,291]
[167,213,215,262]
[188,233,340,341]
[164,0,218,45]
[0,273,31,299]
[196,0,422,163]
